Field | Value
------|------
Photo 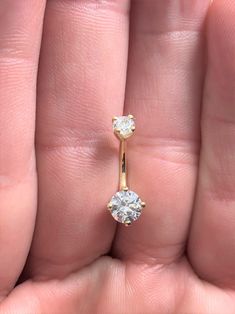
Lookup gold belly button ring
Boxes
[107,115,146,226]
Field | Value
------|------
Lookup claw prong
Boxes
[107,202,112,210]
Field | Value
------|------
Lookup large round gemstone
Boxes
[109,190,143,224]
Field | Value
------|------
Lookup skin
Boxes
[1,0,235,313]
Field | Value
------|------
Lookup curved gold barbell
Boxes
[107,115,146,226]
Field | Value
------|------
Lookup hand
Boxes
[1,1,235,313]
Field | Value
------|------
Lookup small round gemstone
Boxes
[109,190,143,224]
[113,116,135,139]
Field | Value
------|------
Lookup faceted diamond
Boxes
[109,190,143,224]
[113,116,135,139]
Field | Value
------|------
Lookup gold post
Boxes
[119,140,127,190]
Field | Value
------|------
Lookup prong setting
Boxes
[108,190,144,225]
[112,115,135,140]
[107,202,113,210]
[141,201,146,208]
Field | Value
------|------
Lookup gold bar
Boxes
[119,140,127,190]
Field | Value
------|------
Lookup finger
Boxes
[113,0,210,264]
[0,0,45,298]
[27,0,130,279]
[188,0,235,287]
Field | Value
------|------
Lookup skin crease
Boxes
[2,0,235,313]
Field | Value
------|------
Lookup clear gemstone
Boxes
[109,190,143,224]
[113,116,135,139]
